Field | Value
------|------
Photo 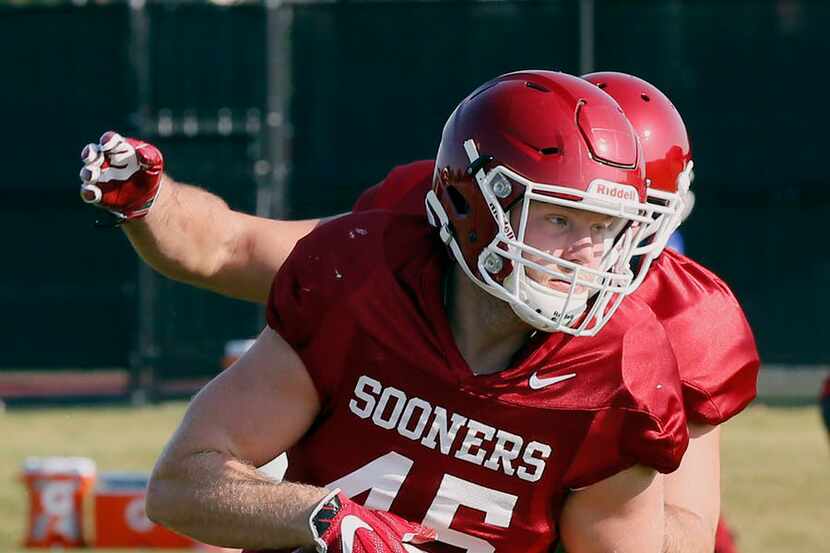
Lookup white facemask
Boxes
[426,140,662,336]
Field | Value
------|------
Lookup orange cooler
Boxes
[22,456,96,548]
[94,471,196,548]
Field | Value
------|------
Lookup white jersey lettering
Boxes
[350,375,551,482]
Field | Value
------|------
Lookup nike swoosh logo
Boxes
[341,515,372,553]
[529,372,577,390]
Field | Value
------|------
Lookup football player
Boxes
[88,71,690,553]
[581,73,759,553]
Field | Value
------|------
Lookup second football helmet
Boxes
[583,72,694,291]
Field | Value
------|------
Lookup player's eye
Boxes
[591,218,616,234]
[546,215,568,227]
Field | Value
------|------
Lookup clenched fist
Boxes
[307,491,435,553]
[79,131,164,224]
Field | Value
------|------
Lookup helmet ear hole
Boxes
[446,185,469,216]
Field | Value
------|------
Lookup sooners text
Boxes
[348,375,551,482]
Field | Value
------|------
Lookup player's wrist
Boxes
[122,176,164,221]
[131,172,175,221]
[307,488,347,553]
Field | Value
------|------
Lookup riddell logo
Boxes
[590,180,638,202]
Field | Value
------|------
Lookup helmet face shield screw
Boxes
[483,253,504,274]
[492,174,512,199]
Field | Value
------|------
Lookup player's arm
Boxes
[80,131,327,304]
[661,423,721,553]
[145,326,327,548]
[127,174,322,303]
[145,326,435,551]
[559,465,664,553]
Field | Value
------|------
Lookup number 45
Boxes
[328,452,518,553]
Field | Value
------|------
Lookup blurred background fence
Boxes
[1,0,827,398]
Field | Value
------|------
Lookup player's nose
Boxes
[561,227,595,265]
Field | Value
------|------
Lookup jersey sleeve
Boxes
[352,160,434,213]
[266,216,368,406]
[563,307,689,489]
[671,293,759,425]
[659,253,760,425]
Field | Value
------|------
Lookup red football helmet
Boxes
[425,70,663,335]
[583,72,694,291]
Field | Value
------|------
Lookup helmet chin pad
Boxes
[503,269,589,330]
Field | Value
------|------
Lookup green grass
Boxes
[1,403,828,552]
[720,405,829,553]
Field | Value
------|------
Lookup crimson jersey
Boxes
[267,211,687,553]
[353,161,760,426]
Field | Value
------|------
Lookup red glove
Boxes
[240,490,435,553]
[309,490,435,553]
[79,131,163,224]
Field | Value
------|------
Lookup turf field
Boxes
[1,403,827,553]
